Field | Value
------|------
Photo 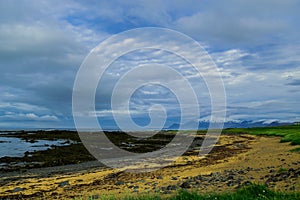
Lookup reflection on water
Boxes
[0,137,74,158]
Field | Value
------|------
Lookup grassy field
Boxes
[221,125,300,146]
[81,184,299,200]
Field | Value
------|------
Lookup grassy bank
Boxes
[221,125,300,145]
[82,184,299,200]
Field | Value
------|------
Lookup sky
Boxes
[0,0,300,129]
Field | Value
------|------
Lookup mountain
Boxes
[166,120,292,130]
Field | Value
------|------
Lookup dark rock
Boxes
[211,172,222,177]
[236,176,243,182]
[227,181,237,187]
[28,139,37,143]
[51,192,58,196]
[105,171,122,180]
[171,176,178,180]
[272,177,278,182]
[167,185,177,190]
[265,180,272,187]
[269,169,275,173]
[288,168,295,173]
[194,180,201,185]
[12,187,25,193]
[180,181,191,189]
[265,176,277,183]
[115,180,124,186]
[157,175,163,179]
[242,181,252,186]
[291,174,299,178]
[144,182,151,186]
[227,175,235,180]
[58,180,70,187]
[33,191,44,197]
[290,186,296,190]
[194,175,209,181]
[281,174,289,179]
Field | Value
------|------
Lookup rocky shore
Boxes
[0,133,299,199]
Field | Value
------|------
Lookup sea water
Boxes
[0,135,74,158]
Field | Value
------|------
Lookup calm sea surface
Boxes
[0,132,73,158]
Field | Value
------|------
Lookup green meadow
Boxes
[81,184,299,200]
[221,125,300,148]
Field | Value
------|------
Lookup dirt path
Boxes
[0,134,299,199]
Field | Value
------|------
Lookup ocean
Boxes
[0,131,74,158]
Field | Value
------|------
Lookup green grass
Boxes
[290,147,300,153]
[222,125,300,145]
[83,184,299,200]
[171,185,299,200]
[277,167,288,173]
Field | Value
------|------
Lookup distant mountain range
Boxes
[166,120,293,130]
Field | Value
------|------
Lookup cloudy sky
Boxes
[0,0,300,129]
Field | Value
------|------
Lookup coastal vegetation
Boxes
[81,184,300,200]
[0,125,299,199]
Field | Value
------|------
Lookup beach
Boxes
[0,130,299,199]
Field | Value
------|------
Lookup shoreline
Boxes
[1,134,299,199]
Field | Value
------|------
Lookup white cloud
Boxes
[173,0,300,47]
[0,102,49,112]
[0,113,59,122]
